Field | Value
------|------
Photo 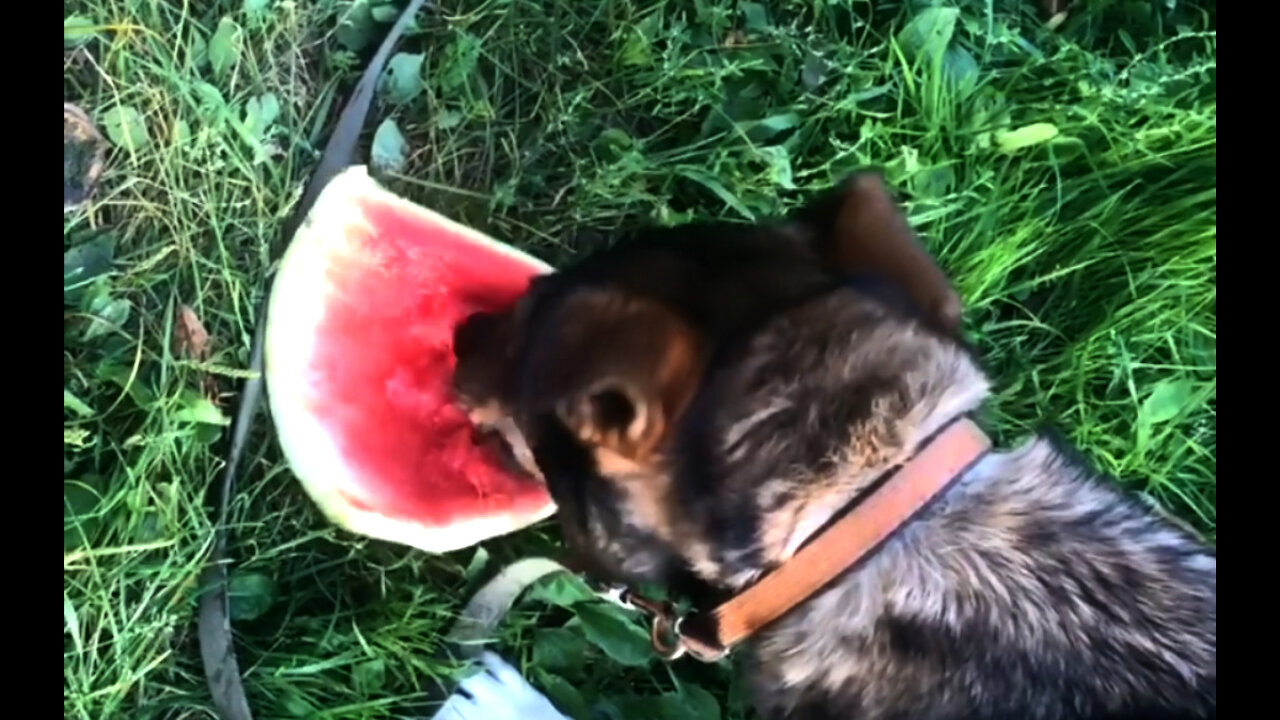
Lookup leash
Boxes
[195,3,431,718]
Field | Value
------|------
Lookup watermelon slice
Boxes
[265,165,555,553]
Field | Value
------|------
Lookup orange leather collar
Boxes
[631,415,992,662]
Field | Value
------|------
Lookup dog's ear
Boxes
[790,173,963,333]
[532,289,703,466]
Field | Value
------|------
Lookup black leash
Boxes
[196,3,431,718]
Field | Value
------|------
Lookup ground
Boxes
[63,1,1215,718]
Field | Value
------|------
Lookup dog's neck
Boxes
[778,382,990,565]
[681,328,992,593]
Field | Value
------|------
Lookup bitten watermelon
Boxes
[265,165,555,553]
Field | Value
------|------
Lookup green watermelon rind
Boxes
[264,165,556,554]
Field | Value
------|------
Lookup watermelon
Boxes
[265,165,556,553]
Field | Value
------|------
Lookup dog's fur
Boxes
[452,175,1216,720]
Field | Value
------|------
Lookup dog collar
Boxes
[611,415,992,662]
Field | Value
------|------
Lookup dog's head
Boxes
[452,174,965,590]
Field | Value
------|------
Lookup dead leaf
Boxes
[176,304,211,361]
[176,304,219,401]
[1040,0,1072,28]
[64,102,107,212]
[66,46,92,70]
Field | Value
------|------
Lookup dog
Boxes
[451,174,1216,720]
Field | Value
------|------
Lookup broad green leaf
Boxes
[101,106,150,149]
[240,94,281,163]
[64,389,94,418]
[802,52,829,90]
[995,123,1060,153]
[1141,379,1194,425]
[244,0,271,14]
[172,119,192,146]
[96,363,157,408]
[440,31,482,92]
[534,670,592,720]
[713,84,769,127]
[208,17,243,79]
[133,510,164,544]
[193,81,227,117]
[603,681,723,720]
[463,545,490,581]
[64,235,115,296]
[280,692,315,718]
[619,12,662,67]
[64,593,83,654]
[532,627,590,675]
[437,109,464,129]
[64,478,102,519]
[849,82,892,103]
[620,26,653,67]
[743,112,801,143]
[676,168,756,221]
[371,3,401,23]
[523,573,596,608]
[64,428,91,447]
[758,146,795,189]
[380,52,425,104]
[741,2,770,32]
[657,681,721,720]
[897,6,959,64]
[244,92,281,139]
[572,602,651,667]
[1049,136,1087,163]
[188,29,209,69]
[336,0,377,51]
[64,478,103,551]
[172,395,230,426]
[193,423,225,445]
[911,164,956,200]
[370,118,409,174]
[943,46,980,96]
[592,128,635,160]
[227,571,278,621]
[352,658,386,694]
[84,296,131,340]
[64,15,98,46]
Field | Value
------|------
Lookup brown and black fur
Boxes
[452,175,1216,720]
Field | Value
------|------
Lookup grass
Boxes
[63,1,1215,718]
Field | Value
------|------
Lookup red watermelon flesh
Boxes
[266,165,555,553]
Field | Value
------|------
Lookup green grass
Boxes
[63,1,1215,718]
